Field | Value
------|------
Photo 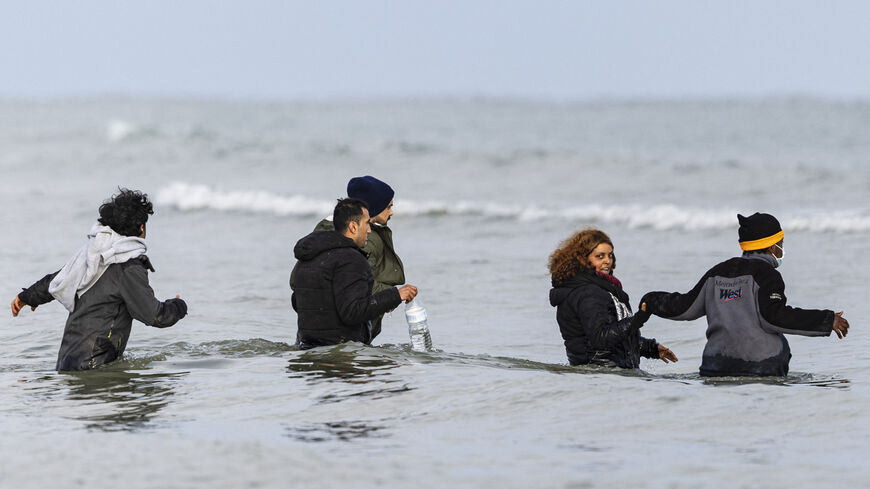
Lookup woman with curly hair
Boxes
[549,228,677,368]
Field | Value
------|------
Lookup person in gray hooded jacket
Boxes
[10,189,187,371]
[640,213,850,377]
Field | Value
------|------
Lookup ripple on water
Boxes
[284,419,390,443]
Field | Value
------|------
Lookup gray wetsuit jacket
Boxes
[642,253,834,376]
[18,256,187,371]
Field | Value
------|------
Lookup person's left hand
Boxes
[658,344,678,363]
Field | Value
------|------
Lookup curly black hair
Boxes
[98,188,154,237]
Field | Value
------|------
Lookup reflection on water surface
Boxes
[61,368,187,432]
[286,345,413,405]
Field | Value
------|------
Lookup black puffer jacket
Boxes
[18,256,187,371]
[549,269,658,368]
[291,230,402,349]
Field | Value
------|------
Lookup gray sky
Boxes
[2,0,869,100]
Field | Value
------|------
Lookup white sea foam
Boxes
[155,182,870,233]
[155,182,334,216]
[106,119,137,142]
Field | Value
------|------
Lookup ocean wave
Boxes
[155,182,870,233]
[107,119,137,142]
[156,182,334,216]
[106,118,163,143]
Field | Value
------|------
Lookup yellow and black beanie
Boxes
[738,213,783,251]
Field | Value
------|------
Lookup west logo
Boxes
[720,288,742,302]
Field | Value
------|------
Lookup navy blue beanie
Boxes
[347,176,394,217]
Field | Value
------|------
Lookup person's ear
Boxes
[347,220,358,234]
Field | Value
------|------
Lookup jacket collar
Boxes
[743,252,778,268]
[553,268,624,295]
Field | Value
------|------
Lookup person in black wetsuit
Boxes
[10,189,187,371]
[549,228,678,368]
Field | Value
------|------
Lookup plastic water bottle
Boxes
[405,299,433,352]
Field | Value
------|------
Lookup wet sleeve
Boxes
[756,269,833,336]
[18,271,60,307]
[333,257,402,325]
[573,292,641,350]
[639,336,660,359]
[119,264,187,328]
[641,271,710,321]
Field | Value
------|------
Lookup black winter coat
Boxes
[18,256,187,371]
[549,269,658,368]
[291,230,402,349]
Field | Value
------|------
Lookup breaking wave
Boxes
[106,118,164,143]
[156,182,334,216]
[107,119,138,142]
[155,182,870,233]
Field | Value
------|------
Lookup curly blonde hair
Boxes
[548,228,615,282]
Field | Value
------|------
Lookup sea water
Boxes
[0,97,868,488]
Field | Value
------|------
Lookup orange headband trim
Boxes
[739,230,784,251]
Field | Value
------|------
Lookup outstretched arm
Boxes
[12,271,60,316]
[756,269,834,337]
[119,264,187,328]
[637,305,678,363]
[641,272,710,321]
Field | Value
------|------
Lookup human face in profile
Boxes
[587,242,614,275]
[352,208,372,248]
[371,200,394,226]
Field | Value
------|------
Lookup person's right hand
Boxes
[658,345,679,363]
[11,296,36,317]
[832,311,850,339]
[398,285,418,303]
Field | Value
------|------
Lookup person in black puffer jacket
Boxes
[548,228,677,369]
[291,198,418,349]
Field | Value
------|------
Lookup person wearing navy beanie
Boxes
[290,175,407,342]
[347,176,394,218]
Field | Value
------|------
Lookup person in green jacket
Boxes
[290,176,406,339]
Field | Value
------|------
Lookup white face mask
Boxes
[774,244,785,267]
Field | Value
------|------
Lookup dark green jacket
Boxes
[290,219,405,338]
